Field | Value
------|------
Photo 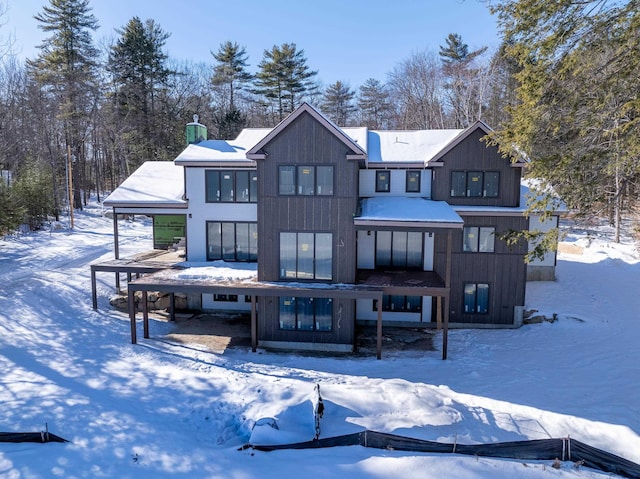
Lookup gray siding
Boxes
[431,129,522,207]
[435,214,528,325]
[256,111,361,345]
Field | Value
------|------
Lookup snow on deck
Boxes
[357,197,463,225]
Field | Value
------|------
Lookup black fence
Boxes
[249,430,640,478]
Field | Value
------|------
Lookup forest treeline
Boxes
[0,0,638,244]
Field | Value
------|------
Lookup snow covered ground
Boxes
[0,203,638,478]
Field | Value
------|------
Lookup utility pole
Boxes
[67,145,74,229]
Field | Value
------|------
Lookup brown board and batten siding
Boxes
[434,214,528,326]
[431,129,522,208]
[255,110,361,345]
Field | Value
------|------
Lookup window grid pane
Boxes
[406,170,421,193]
[315,233,333,280]
[279,166,296,195]
[467,171,483,197]
[464,283,477,313]
[236,171,249,202]
[315,298,332,331]
[463,227,479,252]
[207,222,222,260]
[316,166,334,195]
[297,233,315,279]
[484,172,500,197]
[376,231,392,267]
[479,227,495,252]
[477,284,489,313]
[451,172,466,197]
[376,171,390,192]
[205,171,220,202]
[406,232,423,267]
[298,167,315,195]
[220,172,234,202]
[279,297,296,329]
[296,297,314,330]
[280,233,297,278]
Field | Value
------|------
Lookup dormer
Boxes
[428,121,525,207]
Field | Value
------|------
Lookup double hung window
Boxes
[373,295,422,313]
[406,170,421,193]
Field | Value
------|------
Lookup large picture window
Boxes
[375,231,423,269]
[278,165,334,196]
[464,283,489,313]
[280,232,332,280]
[279,297,333,331]
[207,222,257,261]
[206,170,258,203]
[451,171,500,198]
[463,227,495,252]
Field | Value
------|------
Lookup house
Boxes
[101,103,561,356]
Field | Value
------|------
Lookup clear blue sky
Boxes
[4,0,500,88]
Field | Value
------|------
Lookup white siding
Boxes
[356,297,432,322]
[184,167,257,262]
[423,232,434,271]
[202,294,252,311]
[357,230,375,268]
[528,214,559,267]
[358,169,431,197]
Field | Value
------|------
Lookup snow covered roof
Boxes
[355,197,464,228]
[363,129,463,165]
[103,161,186,208]
[175,129,271,166]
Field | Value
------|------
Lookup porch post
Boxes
[142,291,149,339]
[113,208,120,290]
[169,292,175,321]
[251,295,257,352]
[128,285,137,344]
[443,229,453,360]
[91,266,98,310]
[376,292,383,360]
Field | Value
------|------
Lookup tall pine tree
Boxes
[490,0,640,242]
[254,43,318,123]
[107,16,172,169]
[28,0,99,211]
[321,80,356,126]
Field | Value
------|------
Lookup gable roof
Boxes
[246,103,367,160]
[427,120,526,168]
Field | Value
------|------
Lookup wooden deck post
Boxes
[443,230,453,360]
[91,266,98,310]
[142,291,149,339]
[376,293,383,360]
[251,295,257,352]
[436,296,442,330]
[113,210,120,290]
[128,286,137,344]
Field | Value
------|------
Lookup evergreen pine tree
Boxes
[211,41,252,111]
[107,16,172,168]
[321,81,356,126]
[357,78,394,129]
[28,0,99,210]
[254,43,318,123]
